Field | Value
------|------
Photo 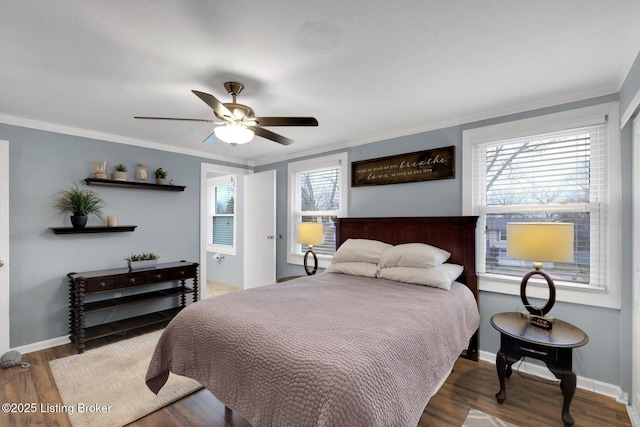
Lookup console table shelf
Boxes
[81,286,194,313]
[68,260,199,353]
[51,225,137,234]
[85,177,186,191]
[82,307,182,342]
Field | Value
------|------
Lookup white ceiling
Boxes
[1,0,639,166]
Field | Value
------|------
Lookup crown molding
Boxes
[0,114,254,167]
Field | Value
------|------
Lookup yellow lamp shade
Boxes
[507,222,574,263]
[297,222,324,246]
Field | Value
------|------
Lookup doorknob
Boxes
[267,234,282,240]
[0,260,4,268]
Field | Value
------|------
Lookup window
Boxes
[463,103,621,309]
[208,175,236,255]
[287,153,348,268]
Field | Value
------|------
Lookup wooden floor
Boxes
[0,341,631,427]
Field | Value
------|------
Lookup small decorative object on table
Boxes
[125,252,159,269]
[54,184,105,228]
[136,164,148,182]
[154,167,168,184]
[91,160,108,179]
[113,164,128,181]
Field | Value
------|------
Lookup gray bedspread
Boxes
[146,272,479,427]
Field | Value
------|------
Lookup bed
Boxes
[146,216,480,427]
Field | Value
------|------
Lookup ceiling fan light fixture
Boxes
[214,123,254,144]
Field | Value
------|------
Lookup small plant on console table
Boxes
[54,184,105,228]
[125,252,160,270]
[154,168,168,184]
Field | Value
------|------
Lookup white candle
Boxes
[107,215,117,227]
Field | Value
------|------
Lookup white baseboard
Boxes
[479,350,628,403]
[628,404,640,427]
[13,335,70,355]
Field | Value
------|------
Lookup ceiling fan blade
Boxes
[192,90,234,121]
[252,117,318,127]
[134,116,214,122]
[252,126,294,146]
[203,131,217,144]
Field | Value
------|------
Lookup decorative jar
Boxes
[136,164,148,182]
[91,161,108,179]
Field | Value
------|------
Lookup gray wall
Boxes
[1,123,246,347]
[258,92,633,394]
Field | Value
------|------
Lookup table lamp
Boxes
[297,222,324,275]
[507,222,574,328]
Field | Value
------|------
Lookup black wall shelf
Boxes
[84,178,186,191]
[50,225,137,235]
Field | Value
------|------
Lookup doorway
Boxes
[199,163,277,298]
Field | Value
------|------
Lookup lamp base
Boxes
[303,249,318,276]
[520,269,556,316]
[520,311,554,330]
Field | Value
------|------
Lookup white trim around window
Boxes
[287,152,348,268]
[207,174,237,256]
[462,102,622,309]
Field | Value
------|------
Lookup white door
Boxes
[243,170,277,289]
[0,140,10,354]
[632,114,640,413]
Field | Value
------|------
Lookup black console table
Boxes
[491,312,588,426]
[67,260,199,353]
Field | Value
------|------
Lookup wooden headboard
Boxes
[333,216,479,361]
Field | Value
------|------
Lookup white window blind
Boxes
[470,123,608,289]
[287,153,348,267]
[293,166,340,256]
[208,175,236,251]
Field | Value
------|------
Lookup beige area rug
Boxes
[49,330,202,427]
[463,409,519,427]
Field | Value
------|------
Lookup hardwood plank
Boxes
[0,344,631,427]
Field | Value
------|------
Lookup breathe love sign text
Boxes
[351,146,455,187]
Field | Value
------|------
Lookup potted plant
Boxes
[154,167,168,184]
[113,164,128,181]
[54,184,105,228]
[125,252,159,270]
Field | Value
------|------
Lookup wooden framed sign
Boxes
[351,145,455,187]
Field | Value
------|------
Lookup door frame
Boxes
[632,113,640,415]
[200,162,252,299]
[1,140,10,353]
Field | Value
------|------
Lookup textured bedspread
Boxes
[146,273,479,427]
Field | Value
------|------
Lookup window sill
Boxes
[479,273,620,310]
[207,246,236,256]
[287,253,331,269]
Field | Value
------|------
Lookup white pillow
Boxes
[378,264,463,290]
[378,243,450,268]
[332,238,392,264]
[325,262,379,278]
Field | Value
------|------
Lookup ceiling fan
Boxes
[135,81,318,146]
